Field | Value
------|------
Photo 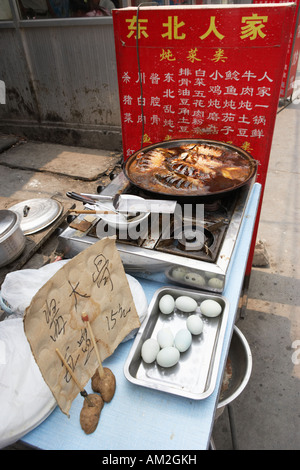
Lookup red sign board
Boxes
[113,4,295,274]
[289,20,300,96]
[280,0,300,99]
[253,0,300,99]
[113,5,294,169]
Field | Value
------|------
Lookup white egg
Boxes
[171,267,187,280]
[141,338,160,364]
[159,294,175,315]
[207,277,223,290]
[174,328,192,352]
[175,295,198,313]
[157,327,174,348]
[156,346,180,368]
[205,271,216,279]
[186,314,204,335]
[184,272,206,287]
[200,299,222,317]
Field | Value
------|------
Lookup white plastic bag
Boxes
[1,260,69,315]
[0,318,56,448]
[0,261,148,337]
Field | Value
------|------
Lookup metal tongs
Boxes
[67,191,118,207]
[66,191,130,219]
[66,192,177,214]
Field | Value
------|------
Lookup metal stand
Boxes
[210,404,239,450]
[239,274,250,319]
[227,404,238,450]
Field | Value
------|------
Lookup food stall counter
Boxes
[18,182,261,451]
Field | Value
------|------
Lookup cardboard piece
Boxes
[23,237,140,415]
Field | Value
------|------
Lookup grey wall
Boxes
[0,16,122,150]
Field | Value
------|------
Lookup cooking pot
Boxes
[123,139,257,202]
[0,210,26,268]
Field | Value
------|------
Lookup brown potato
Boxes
[80,393,104,434]
[91,367,116,403]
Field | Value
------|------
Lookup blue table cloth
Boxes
[20,183,261,450]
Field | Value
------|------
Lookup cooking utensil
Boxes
[66,191,129,216]
[66,191,137,222]
[66,191,105,205]
[67,192,151,230]
[9,198,63,235]
[69,209,116,215]
[123,139,257,200]
[0,210,26,268]
[94,195,151,232]
[115,194,177,214]
[66,191,177,214]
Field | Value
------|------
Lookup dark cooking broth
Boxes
[127,143,253,196]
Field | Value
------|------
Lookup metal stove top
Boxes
[58,172,254,293]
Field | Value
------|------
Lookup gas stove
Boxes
[58,172,254,293]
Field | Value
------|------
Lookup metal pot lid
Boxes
[0,210,18,238]
[9,198,63,235]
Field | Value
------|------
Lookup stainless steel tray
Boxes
[124,286,229,400]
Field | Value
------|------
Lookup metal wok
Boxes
[123,139,257,202]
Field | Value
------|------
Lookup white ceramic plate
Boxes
[91,195,150,231]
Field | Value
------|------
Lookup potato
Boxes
[91,367,116,403]
[80,393,104,434]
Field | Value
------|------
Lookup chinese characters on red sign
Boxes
[113,5,294,182]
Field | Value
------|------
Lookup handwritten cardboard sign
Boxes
[23,237,140,415]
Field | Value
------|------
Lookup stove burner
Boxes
[72,176,241,264]
[156,222,217,261]
[177,226,213,252]
[58,172,252,294]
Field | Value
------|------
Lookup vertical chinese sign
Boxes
[113,4,294,274]
[253,0,300,100]
[280,0,300,100]
[113,5,294,169]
